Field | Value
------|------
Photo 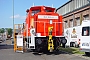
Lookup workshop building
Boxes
[56,0,90,29]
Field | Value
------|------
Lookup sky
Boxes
[0,0,69,28]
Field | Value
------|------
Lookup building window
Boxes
[70,19,73,27]
[83,14,89,20]
[64,21,68,28]
[76,17,80,26]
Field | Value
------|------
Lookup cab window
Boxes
[82,27,89,36]
[45,10,52,12]
[31,10,40,16]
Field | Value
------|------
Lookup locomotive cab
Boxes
[26,6,55,16]
[24,6,67,52]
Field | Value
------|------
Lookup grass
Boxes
[58,47,85,54]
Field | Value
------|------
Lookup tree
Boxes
[0,28,5,33]
[6,28,13,36]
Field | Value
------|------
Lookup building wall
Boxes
[63,6,90,29]
[56,0,90,29]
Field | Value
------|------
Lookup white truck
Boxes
[80,20,90,55]
[64,26,81,47]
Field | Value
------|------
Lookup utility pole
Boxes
[12,0,14,44]
[87,0,90,19]
[72,0,75,27]
[13,0,14,31]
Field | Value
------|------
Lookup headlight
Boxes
[32,30,35,34]
[30,28,35,35]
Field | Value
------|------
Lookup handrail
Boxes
[33,21,64,36]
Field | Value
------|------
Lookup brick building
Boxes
[56,0,90,29]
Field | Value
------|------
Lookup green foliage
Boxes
[6,28,13,36]
[59,47,85,54]
[0,28,5,33]
[0,28,13,36]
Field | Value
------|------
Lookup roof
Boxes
[56,0,90,16]
[56,0,72,11]
[30,6,55,11]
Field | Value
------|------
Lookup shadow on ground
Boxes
[82,54,90,57]
[0,44,13,49]
[28,47,85,56]
[32,50,69,56]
